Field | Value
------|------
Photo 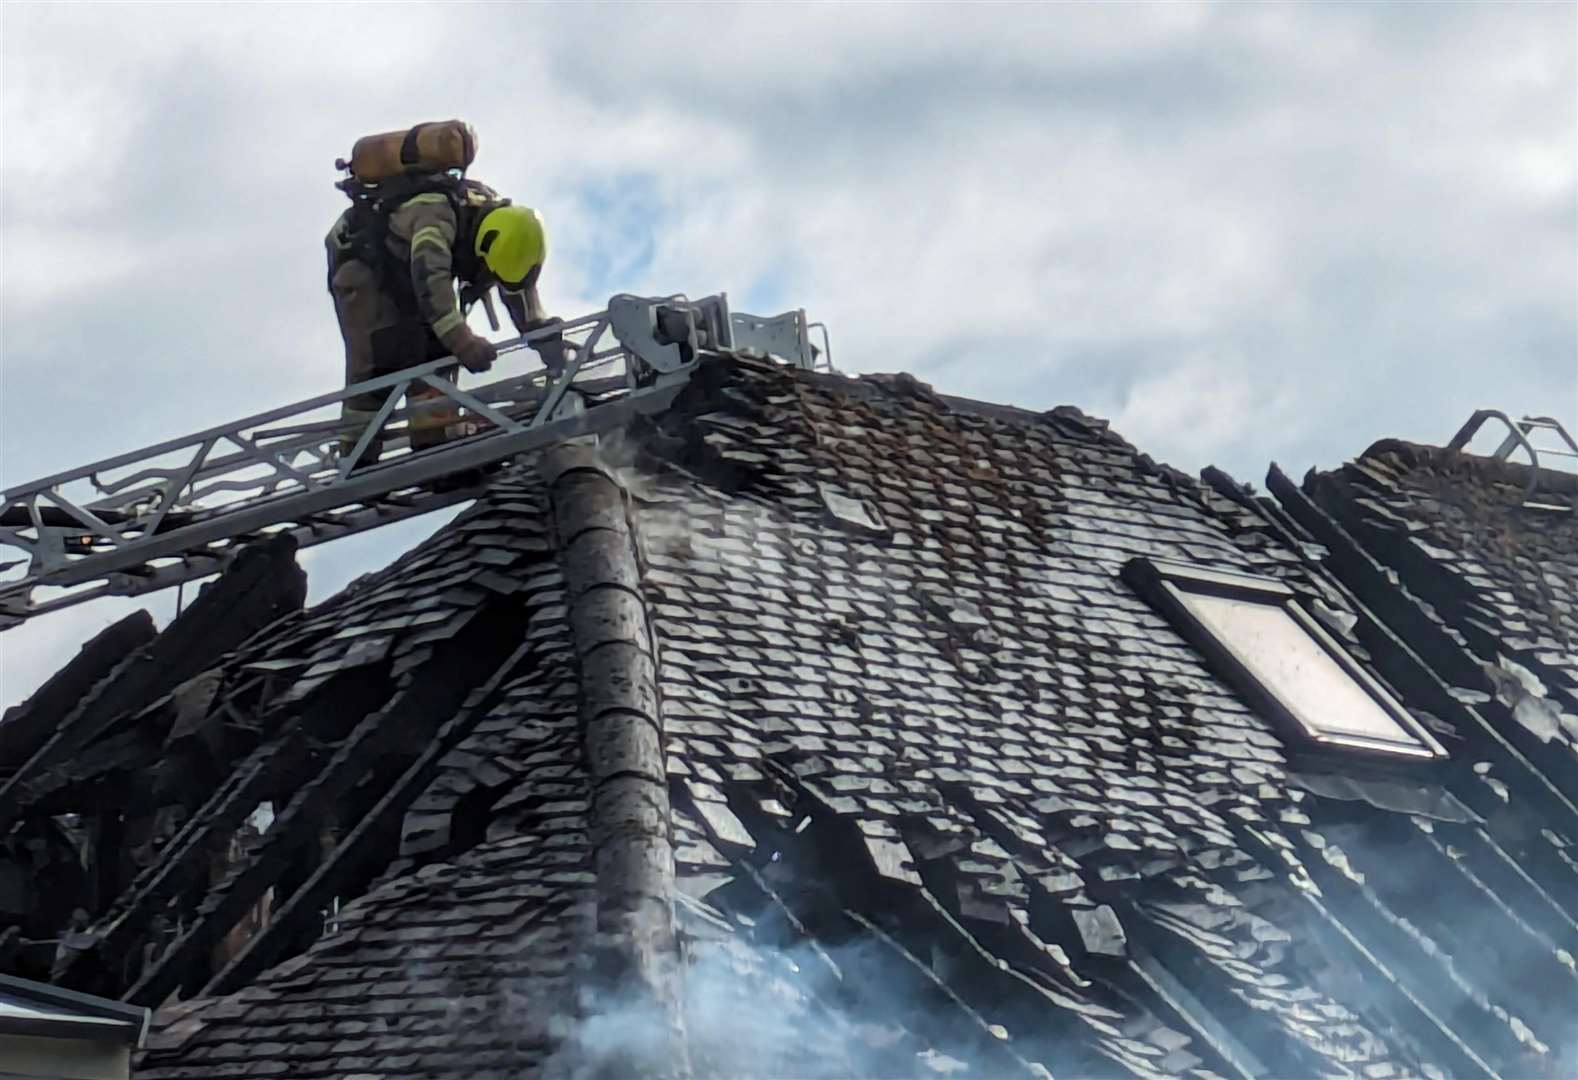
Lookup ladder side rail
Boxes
[446,371,629,425]
[92,424,340,501]
[1,312,598,502]
[327,312,617,481]
[3,363,429,500]
[4,374,396,501]
[165,371,534,507]
[223,431,324,491]
[13,487,486,622]
[140,429,325,517]
[18,322,591,529]
[249,417,362,442]
[1444,409,1541,500]
[255,358,591,468]
[2,377,688,601]
[3,313,626,605]
[183,472,322,503]
[14,556,229,622]
[1521,415,1578,457]
[0,293,765,625]
[1446,409,1506,453]
[15,480,486,615]
[0,336,577,598]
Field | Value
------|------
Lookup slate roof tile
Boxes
[5,358,1568,1078]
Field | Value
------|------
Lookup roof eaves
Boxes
[0,973,149,1046]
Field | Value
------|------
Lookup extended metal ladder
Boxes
[0,292,829,628]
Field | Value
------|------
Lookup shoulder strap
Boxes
[384,172,461,214]
[337,170,462,215]
[332,174,455,304]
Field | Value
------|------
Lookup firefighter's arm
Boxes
[499,265,550,333]
[394,197,464,345]
[393,197,494,372]
[500,267,565,376]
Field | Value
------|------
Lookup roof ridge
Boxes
[1356,438,1578,500]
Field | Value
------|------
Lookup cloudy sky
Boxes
[2,2,1574,705]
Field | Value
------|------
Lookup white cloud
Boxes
[2,2,1574,703]
[1110,350,1304,470]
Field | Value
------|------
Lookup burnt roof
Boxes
[1304,439,1578,797]
[2,355,1575,1078]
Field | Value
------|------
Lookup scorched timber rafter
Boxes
[124,597,531,1006]
[203,638,540,996]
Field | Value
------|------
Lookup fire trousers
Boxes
[328,258,463,465]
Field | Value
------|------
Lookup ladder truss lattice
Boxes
[1,292,827,628]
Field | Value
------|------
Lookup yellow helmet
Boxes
[475,205,546,285]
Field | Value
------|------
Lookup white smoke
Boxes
[543,906,1011,1080]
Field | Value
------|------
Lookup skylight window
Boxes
[1122,558,1446,761]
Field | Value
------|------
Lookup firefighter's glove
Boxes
[454,334,498,375]
[525,318,567,379]
[534,337,567,379]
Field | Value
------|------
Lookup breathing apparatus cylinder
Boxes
[341,121,477,183]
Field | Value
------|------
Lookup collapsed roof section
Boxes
[1299,441,1578,789]
[0,353,1574,1078]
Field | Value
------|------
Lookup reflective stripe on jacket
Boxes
[387,193,468,348]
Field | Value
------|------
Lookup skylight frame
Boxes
[1122,558,1447,763]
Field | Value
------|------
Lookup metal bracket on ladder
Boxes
[726,309,833,372]
[0,292,824,628]
[1445,409,1578,507]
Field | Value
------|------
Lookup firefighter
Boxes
[325,177,563,468]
